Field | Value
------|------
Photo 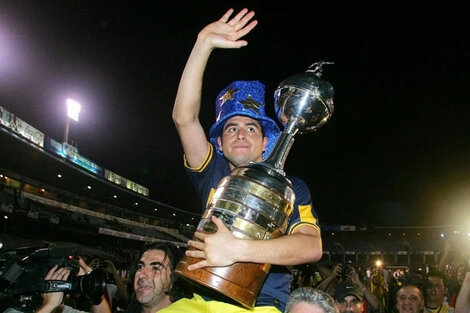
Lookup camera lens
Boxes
[71,268,106,305]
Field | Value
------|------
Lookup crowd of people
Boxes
[291,258,470,313]
[4,6,470,313]
[7,239,468,313]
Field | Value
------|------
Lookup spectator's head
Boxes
[286,287,339,313]
[426,270,448,308]
[334,281,364,313]
[131,242,187,312]
[396,283,425,313]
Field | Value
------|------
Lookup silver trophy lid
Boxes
[274,61,335,134]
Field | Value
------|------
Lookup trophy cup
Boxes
[175,61,335,308]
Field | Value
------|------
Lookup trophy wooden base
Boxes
[175,253,269,309]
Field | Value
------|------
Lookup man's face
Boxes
[426,276,447,305]
[289,302,325,313]
[336,295,363,313]
[397,286,424,313]
[134,249,171,307]
[217,116,267,168]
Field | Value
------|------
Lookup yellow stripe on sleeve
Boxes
[183,142,213,172]
[299,204,317,224]
[288,204,320,234]
[289,221,320,234]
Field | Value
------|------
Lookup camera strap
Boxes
[16,280,73,293]
[39,280,73,293]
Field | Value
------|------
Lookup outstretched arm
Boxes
[349,267,380,311]
[172,8,258,168]
[438,241,452,272]
[455,271,470,313]
[316,263,342,292]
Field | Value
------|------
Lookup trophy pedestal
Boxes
[175,249,270,309]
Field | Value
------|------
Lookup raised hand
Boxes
[36,265,70,313]
[348,266,361,285]
[332,263,343,278]
[78,257,93,275]
[197,8,258,50]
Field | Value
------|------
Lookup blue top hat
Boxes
[209,80,280,159]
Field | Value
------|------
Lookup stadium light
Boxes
[64,98,81,144]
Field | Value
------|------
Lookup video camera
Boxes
[0,246,106,312]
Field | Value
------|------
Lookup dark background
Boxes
[0,1,469,227]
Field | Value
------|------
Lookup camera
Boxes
[341,260,353,280]
[0,246,106,312]
[89,258,108,270]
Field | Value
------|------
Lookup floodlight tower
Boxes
[63,98,81,144]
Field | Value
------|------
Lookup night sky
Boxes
[0,1,469,227]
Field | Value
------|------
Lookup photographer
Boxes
[316,262,381,313]
[88,258,128,310]
[35,258,111,313]
[438,233,470,307]
[35,265,70,313]
[349,267,380,313]
[316,263,343,293]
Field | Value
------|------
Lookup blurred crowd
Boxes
[289,238,470,313]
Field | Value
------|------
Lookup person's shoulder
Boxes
[286,175,309,189]
[286,175,305,183]
[443,304,454,313]
[186,143,227,174]
[286,175,313,205]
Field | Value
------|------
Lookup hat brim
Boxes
[335,292,364,302]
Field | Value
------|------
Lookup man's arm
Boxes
[104,260,128,301]
[172,8,257,168]
[349,267,380,311]
[455,271,470,313]
[438,241,452,272]
[77,258,111,313]
[186,216,322,269]
[315,263,342,291]
[90,299,111,313]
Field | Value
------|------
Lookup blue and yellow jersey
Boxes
[184,143,320,312]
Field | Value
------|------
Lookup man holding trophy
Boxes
[167,7,333,313]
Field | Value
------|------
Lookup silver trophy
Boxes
[175,61,335,309]
[267,60,334,172]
